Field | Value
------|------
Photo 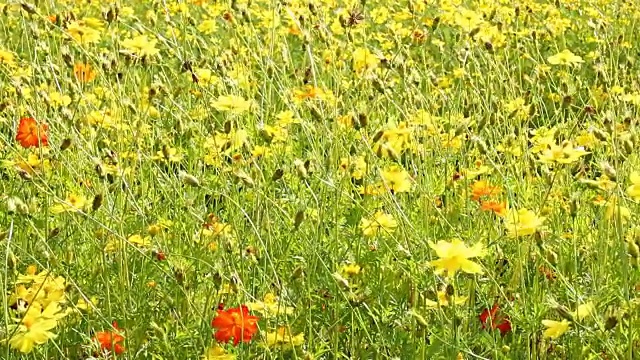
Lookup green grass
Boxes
[1,0,639,359]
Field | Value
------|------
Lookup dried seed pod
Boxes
[92,194,103,211]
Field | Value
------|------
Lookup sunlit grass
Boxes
[1,0,639,359]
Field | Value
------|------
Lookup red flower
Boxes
[211,305,259,346]
[94,321,126,356]
[15,117,49,148]
[479,303,512,336]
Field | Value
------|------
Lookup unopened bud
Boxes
[601,162,617,181]
[178,171,201,187]
[628,240,640,258]
[592,128,607,142]
[623,139,634,155]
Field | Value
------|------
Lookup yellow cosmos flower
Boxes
[542,319,570,339]
[428,238,486,276]
[50,194,88,214]
[572,302,594,321]
[352,47,380,75]
[547,49,584,66]
[264,327,305,349]
[120,34,160,58]
[211,95,253,114]
[0,48,16,66]
[360,211,398,237]
[605,196,631,224]
[381,165,412,193]
[246,293,295,316]
[128,234,152,248]
[424,291,468,308]
[504,208,545,237]
[626,172,640,200]
[538,141,589,164]
[8,301,65,353]
[202,345,235,360]
[66,21,101,44]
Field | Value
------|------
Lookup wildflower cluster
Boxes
[1,0,639,358]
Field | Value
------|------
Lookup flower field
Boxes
[1,0,639,359]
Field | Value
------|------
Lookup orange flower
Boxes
[211,305,259,346]
[94,321,125,355]
[15,117,49,148]
[470,180,501,201]
[480,200,507,217]
[73,63,96,82]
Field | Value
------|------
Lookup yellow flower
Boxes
[202,345,235,360]
[542,319,570,339]
[120,34,160,58]
[246,293,295,316]
[626,172,640,200]
[428,238,486,276]
[352,47,380,74]
[264,327,305,349]
[0,48,16,66]
[152,147,183,162]
[197,19,219,34]
[572,302,594,321]
[340,263,362,277]
[605,196,631,224]
[381,165,412,193]
[547,49,584,66]
[75,296,99,313]
[360,211,398,237]
[128,234,151,248]
[538,141,589,164]
[504,208,545,237]
[66,21,101,44]
[211,95,253,114]
[424,291,467,308]
[50,194,88,214]
[8,302,64,353]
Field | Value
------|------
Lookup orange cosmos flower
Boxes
[15,117,49,148]
[211,305,259,346]
[73,63,96,82]
[480,200,507,217]
[94,321,125,356]
[470,180,501,201]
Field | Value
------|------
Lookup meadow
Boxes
[0,0,639,359]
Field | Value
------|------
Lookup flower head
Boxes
[470,180,501,201]
[264,327,305,349]
[211,305,259,346]
[211,95,253,114]
[538,141,589,164]
[480,200,507,217]
[359,211,398,237]
[120,34,160,59]
[504,208,545,237]
[424,290,467,308]
[479,303,512,336]
[246,293,294,317]
[381,165,412,193]
[547,49,584,66]
[202,345,235,359]
[542,319,570,339]
[626,172,640,201]
[94,321,126,356]
[73,63,96,82]
[16,117,49,148]
[50,194,88,214]
[428,238,486,277]
[8,306,60,353]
